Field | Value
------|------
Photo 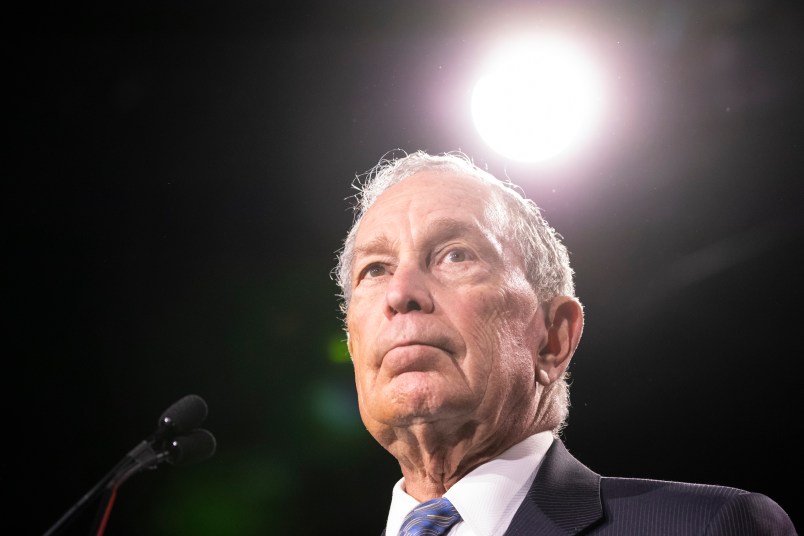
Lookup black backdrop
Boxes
[10,1,802,534]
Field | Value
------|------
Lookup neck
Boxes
[381,414,545,502]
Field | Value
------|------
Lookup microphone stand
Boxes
[42,394,213,536]
[42,440,164,536]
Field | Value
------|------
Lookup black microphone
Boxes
[104,428,218,503]
[109,394,212,486]
[165,428,217,466]
[42,394,216,536]
[154,394,209,442]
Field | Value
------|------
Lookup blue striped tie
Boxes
[398,497,462,536]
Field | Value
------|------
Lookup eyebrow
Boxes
[353,235,398,260]
[425,218,484,244]
[353,217,489,261]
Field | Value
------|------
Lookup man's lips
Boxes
[381,340,455,374]
[374,321,459,369]
[385,336,455,357]
[389,340,451,353]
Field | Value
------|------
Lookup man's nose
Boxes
[384,263,434,317]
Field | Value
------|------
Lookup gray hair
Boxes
[333,150,577,432]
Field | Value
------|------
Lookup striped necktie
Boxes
[398,497,462,536]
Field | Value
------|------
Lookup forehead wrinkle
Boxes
[356,216,481,257]
[353,234,398,261]
[421,217,484,245]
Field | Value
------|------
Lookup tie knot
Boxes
[398,497,462,536]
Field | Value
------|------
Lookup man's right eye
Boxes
[358,263,388,281]
[365,264,387,278]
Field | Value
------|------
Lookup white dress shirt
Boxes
[385,431,554,536]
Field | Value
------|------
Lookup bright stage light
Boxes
[472,36,604,162]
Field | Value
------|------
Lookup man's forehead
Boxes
[364,172,493,216]
[359,173,493,224]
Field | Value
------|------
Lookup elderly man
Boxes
[334,151,795,535]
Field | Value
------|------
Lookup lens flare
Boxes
[472,36,605,162]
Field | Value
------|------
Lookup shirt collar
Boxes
[385,431,554,536]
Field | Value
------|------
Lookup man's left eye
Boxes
[444,249,467,263]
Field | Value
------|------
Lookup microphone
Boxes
[42,394,216,536]
[107,395,214,489]
[154,394,209,442]
[166,428,217,466]
[112,428,218,490]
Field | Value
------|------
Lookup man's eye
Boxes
[365,264,387,278]
[444,249,467,263]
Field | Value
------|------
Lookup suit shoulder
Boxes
[597,477,797,535]
[601,476,745,499]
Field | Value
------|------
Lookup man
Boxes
[334,150,796,535]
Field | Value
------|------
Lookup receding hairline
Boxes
[350,168,510,236]
[336,149,576,310]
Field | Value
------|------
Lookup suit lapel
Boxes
[503,440,603,535]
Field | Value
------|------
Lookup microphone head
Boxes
[166,429,217,465]
[158,394,208,435]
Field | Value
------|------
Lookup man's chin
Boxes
[375,396,471,428]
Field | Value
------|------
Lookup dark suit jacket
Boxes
[383,440,797,535]
[502,440,796,535]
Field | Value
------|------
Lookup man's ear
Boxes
[536,296,584,386]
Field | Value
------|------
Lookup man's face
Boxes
[346,172,548,439]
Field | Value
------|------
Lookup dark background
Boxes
[9,1,802,534]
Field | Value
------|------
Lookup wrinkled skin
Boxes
[346,171,583,500]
